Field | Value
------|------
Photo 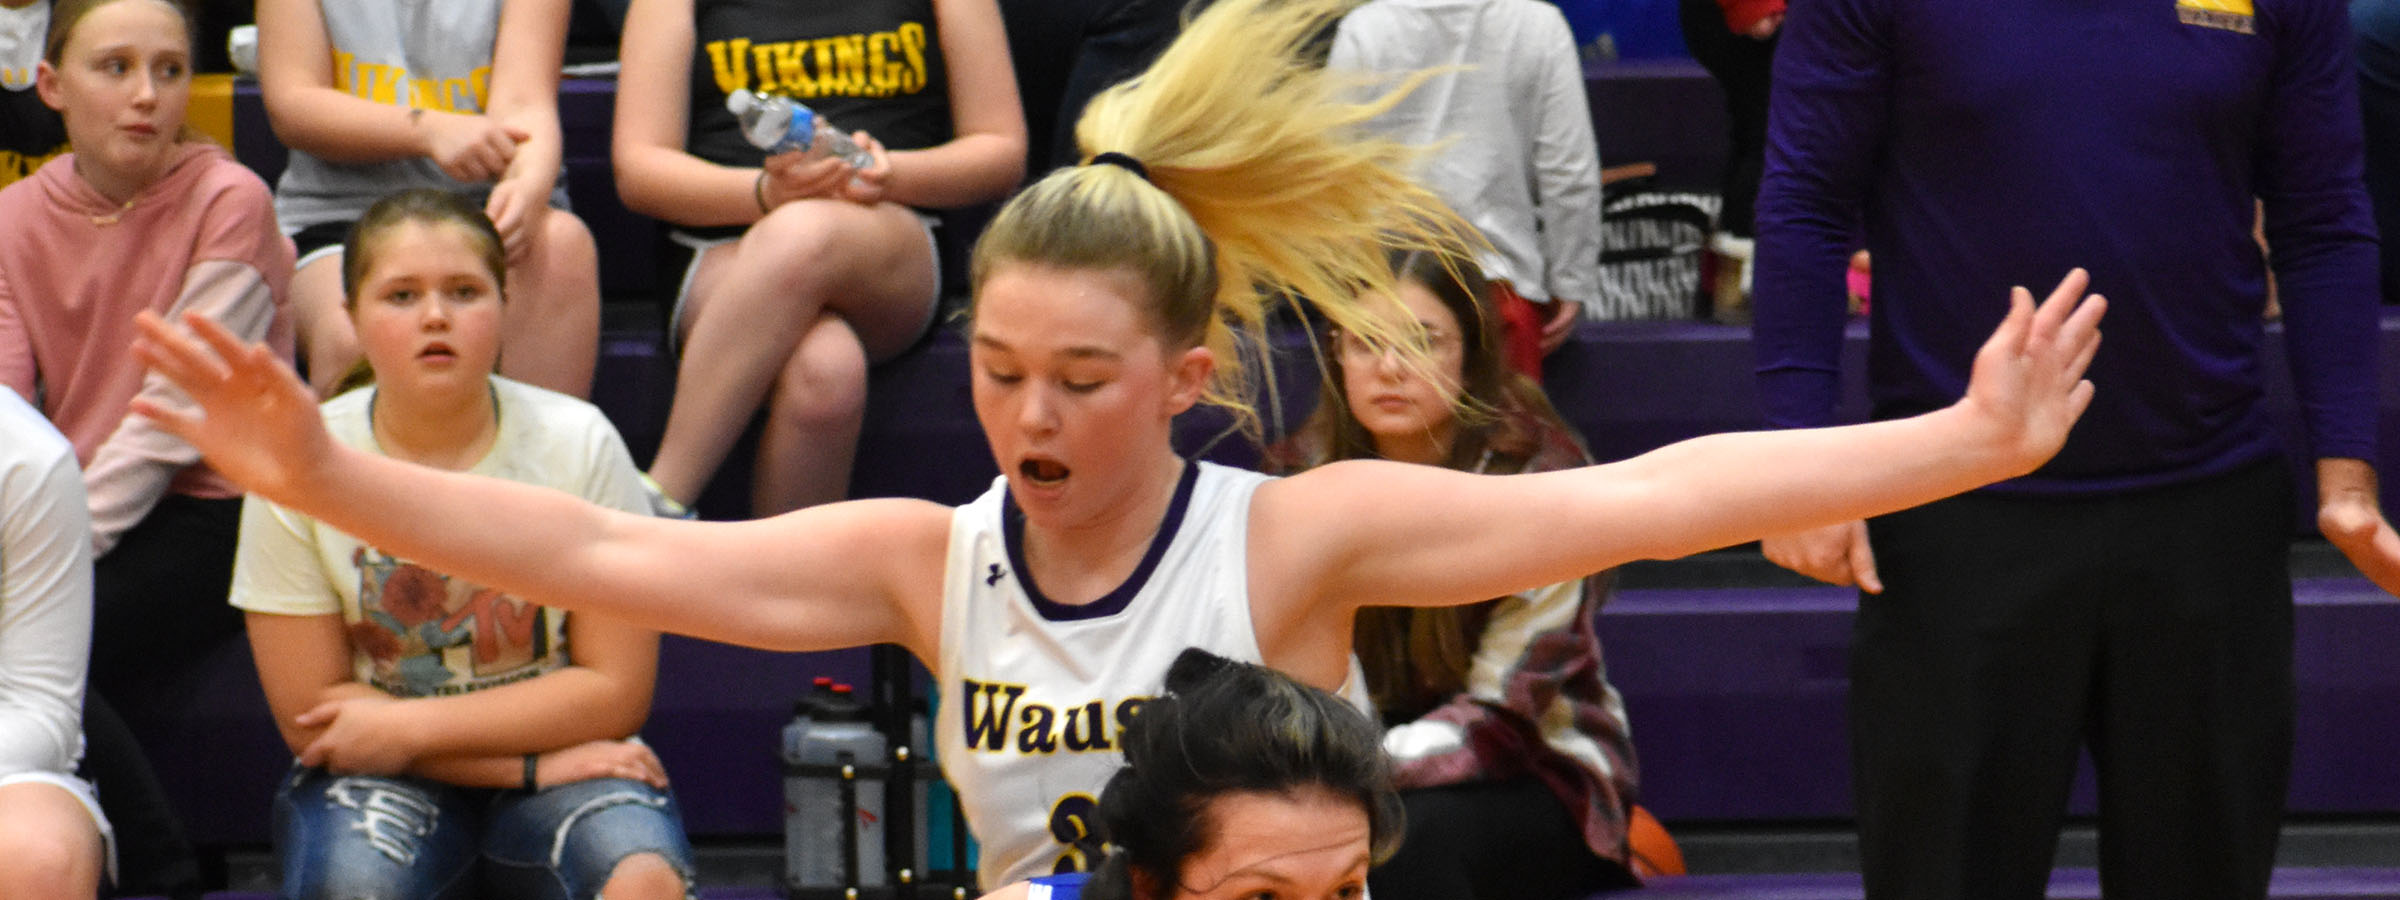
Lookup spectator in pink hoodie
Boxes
[0,0,293,892]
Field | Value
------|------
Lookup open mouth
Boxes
[1018,457,1070,486]
[419,342,457,362]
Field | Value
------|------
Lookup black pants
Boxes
[1853,461,2294,900]
[89,494,244,703]
[83,692,203,899]
[88,493,244,899]
[1676,0,1775,238]
[1367,777,1637,900]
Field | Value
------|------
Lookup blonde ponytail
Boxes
[970,0,1480,431]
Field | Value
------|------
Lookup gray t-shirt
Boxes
[272,0,567,231]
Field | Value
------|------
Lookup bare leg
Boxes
[498,210,602,398]
[0,781,105,899]
[599,851,687,899]
[645,200,936,507]
[752,315,869,515]
[290,255,359,398]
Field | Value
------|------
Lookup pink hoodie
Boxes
[0,142,295,555]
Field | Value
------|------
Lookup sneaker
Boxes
[638,473,697,520]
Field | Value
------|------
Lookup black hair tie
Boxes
[1088,151,1150,181]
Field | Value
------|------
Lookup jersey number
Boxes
[1048,792,1102,874]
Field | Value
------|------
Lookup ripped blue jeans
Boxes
[272,764,696,900]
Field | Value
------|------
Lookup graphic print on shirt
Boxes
[333,53,494,113]
[350,547,549,697]
[702,25,932,100]
[2177,0,2255,33]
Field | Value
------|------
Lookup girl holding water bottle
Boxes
[613,0,1024,518]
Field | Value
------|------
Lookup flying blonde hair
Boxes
[969,0,1482,432]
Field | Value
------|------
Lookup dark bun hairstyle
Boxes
[1082,649,1403,900]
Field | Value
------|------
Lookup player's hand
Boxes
[1761,520,1881,593]
[1953,268,2105,480]
[131,312,338,505]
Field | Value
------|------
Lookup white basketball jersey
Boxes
[934,461,1361,889]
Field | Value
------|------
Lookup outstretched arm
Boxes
[132,312,950,659]
[1258,271,2103,623]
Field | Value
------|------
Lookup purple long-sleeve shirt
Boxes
[1752,0,2381,494]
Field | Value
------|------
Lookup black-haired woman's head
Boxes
[1083,649,1403,900]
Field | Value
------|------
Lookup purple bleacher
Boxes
[1606,577,2400,822]
[1594,868,2400,899]
[1583,58,1730,193]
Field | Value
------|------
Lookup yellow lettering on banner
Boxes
[867,33,900,95]
[704,38,750,95]
[832,34,869,95]
[897,23,927,93]
[767,41,813,98]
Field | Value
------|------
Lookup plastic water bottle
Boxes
[784,681,888,894]
[728,89,875,169]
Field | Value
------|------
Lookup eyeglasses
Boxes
[1331,325,1461,360]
